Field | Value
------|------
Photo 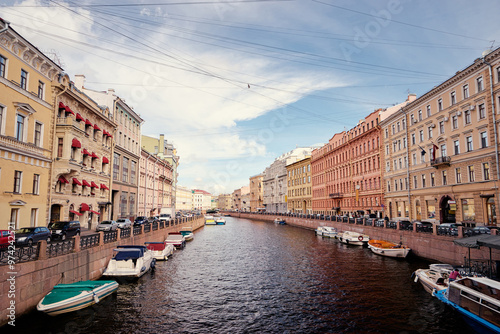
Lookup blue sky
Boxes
[2,0,499,194]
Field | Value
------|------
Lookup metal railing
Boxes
[0,244,39,265]
[47,239,75,258]
[133,226,142,236]
[120,228,131,239]
[103,230,118,244]
[81,234,100,250]
[144,223,151,233]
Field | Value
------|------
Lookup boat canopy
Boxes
[453,235,500,250]
[145,242,165,251]
[114,249,144,260]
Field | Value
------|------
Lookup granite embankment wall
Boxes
[230,212,500,265]
[0,218,204,327]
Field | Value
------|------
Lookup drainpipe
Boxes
[0,20,10,34]
[482,56,500,220]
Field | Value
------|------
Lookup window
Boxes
[478,103,486,119]
[386,145,389,155]
[392,124,395,135]
[483,162,490,180]
[442,170,447,185]
[397,122,400,132]
[32,174,40,195]
[16,114,25,141]
[113,153,120,181]
[462,198,475,221]
[464,110,471,124]
[413,175,418,189]
[411,133,415,145]
[456,168,462,183]
[440,144,447,157]
[34,122,42,147]
[57,138,63,158]
[386,161,390,172]
[419,130,424,142]
[454,140,460,155]
[410,114,415,125]
[428,126,433,139]
[463,84,469,99]
[451,91,456,105]
[468,165,475,182]
[430,173,435,187]
[0,105,4,135]
[385,128,388,138]
[466,136,473,152]
[452,115,458,129]
[14,170,22,193]
[37,81,44,99]
[394,180,398,191]
[20,69,28,89]
[131,160,137,184]
[30,208,38,227]
[418,110,422,121]
[122,157,129,183]
[10,209,19,230]
[412,153,417,165]
[0,55,5,77]
[422,174,426,188]
[477,76,483,92]
[480,131,488,148]
[403,137,407,148]
[427,104,432,116]
[387,181,391,192]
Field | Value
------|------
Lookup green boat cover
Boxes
[40,280,116,305]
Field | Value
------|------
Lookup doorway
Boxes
[440,196,456,224]
[487,197,497,226]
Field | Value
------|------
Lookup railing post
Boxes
[38,240,47,261]
[74,235,81,252]
[433,224,438,236]
[396,221,401,230]
[117,229,122,241]
[98,231,105,246]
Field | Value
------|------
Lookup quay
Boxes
[228,212,500,270]
[0,216,204,327]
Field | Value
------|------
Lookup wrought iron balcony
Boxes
[329,192,343,198]
[430,156,451,168]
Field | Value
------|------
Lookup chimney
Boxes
[159,134,165,155]
[74,74,85,89]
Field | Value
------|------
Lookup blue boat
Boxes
[434,277,500,333]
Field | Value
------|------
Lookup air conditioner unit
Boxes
[443,117,449,122]
[456,111,462,116]
[430,124,436,128]
[469,105,476,111]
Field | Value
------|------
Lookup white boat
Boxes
[413,264,453,294]
[180,227,194,241]
[165,232,186,249]
[315,226,338,238]
[435,277,500,333]
[274,218,286,225]
[205,215,216,225]
[368,240,411,258]
[338,231,369,246]
[103,245,155,278]
[145,241,174,260]
[37,280,118,316]
[215,217,226,225]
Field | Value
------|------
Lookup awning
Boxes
[64,106,74,115]
[82,180,91,187]
[90,210,100,215]
[85,119,92,126]
[454,235,500,250]
[91,152,99,159]
[93,124,101,131]
[82,149,90,156]
[58,102,65,109]
[90,181,99,188]
[80,203,90,212]
[58,176,69,184]
[69,210,83,216]
[72,178,81,185]
[100,183,109,190]
[103,130,109,136]
[71,138,81,148]
[102,156,109,164]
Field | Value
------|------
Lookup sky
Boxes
[2,0,499,195]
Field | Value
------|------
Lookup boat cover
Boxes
[453,235,500,250]
[145,242,165,251]
[114,249,143,260]
[40,281,116,305]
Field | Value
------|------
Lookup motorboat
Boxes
[37,280,118,316]
[413,264,454,295]
[315,226,338,238]
[338,231,369,246]
[180,227,194,241]
[215,217,226,225]
[368,239,411,258]
[205,215,216,225]
[274,218,286,225]
[435,277,500,333]
[165,232,186,249]
[145,241,174,260]
[103,245,155,279]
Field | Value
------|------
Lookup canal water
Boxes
[8,217,474,334]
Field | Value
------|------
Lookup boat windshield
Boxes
[114,249,142,260]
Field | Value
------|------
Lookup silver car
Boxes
[96,220,118,232]
[116,218,132,229]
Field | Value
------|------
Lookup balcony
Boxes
[0,135,50,159]
[430,156,451,168]
[329,192,343,199]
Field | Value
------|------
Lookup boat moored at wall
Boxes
[368,240,411,258]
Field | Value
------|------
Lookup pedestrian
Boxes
[449,269,461,282]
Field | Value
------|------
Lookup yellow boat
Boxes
[368,239,411,258]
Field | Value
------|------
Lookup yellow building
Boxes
[0,19,63,229]
[217,193,231,210]
[286,157,312,213]
[249,174,263,211]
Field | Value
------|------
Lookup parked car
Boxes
[414,221,433,233]
[437,223,461,236]
[159,213,171,222]
[96,220,118,232]
[0,230,15,249]
[399,220,413,231]
[116,218,132,229]
[147,216,158,223]
[15,227,51,246]
[49,221,81,240]
[134,216,147,226]
[464,226,491,237]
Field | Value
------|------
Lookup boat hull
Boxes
[368,240,410,258]
[338,232,369,246]
[37,281,118,316]
[413,269,448,294]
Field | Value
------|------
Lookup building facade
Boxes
[0,19,62,229]
[74,75,143,221]
[286,157,312,213]
[192,189,211,212]
[249,174,263,212]
[383,50,500,227]
[217,193,232,210]
[175,185,192,211]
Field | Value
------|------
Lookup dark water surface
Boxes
[8,217,473,333]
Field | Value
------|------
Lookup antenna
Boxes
[40,49,65,68]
